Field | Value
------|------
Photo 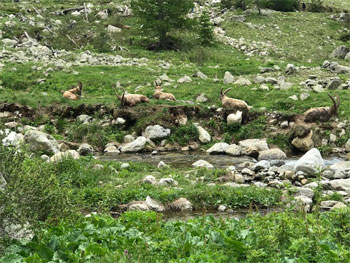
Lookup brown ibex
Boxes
[220,88,249,112]
[117,90,149,107]
[62,82,83,100]
[153,82,176,101]
[304,93,340,122]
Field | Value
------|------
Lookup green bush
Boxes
[198,11,214,46]
[262,0,299,12]
[169,123,199,146]
[306,0,325,12]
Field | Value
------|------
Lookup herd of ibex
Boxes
[62,81,340,123]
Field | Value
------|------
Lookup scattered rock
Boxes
[330,46,350,59]
[252,160,270,172]
[294,148,324,176]
[291,130,314,152]
[177,75,192,84]
[77,143,94,156]
[170,198,192,211]
[206,142,230,154]
[158,178,178,186]
[121,136,147,153]
[285,64,297,75]
[192,160,214,169]
[258,148,286,160]
[195,125,211,143]
[223,71,235,84]
[143,175,157,184]
[225,144,242,156]
[2,132,24,147]
[239,139,269,152]
[234,77,251,86]
[24,130,59,154]
[144,125,170,140]
[145,196,165,212]
[196,93,208,103]
[50,150,80,162]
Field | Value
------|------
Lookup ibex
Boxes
[117,90,149,107]
[153,82,176,101]
[220,88,249,111]
[304,94,340,122]
[62,82,83,100]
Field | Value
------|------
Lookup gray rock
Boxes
[123,135,135,143]
[223,71,235,84]
[225,144,242,156]
[227,111,242,124]
[196,93,208,103]
[329,162,350,179]
[115,117,126,125]
[234,77,251,86]
[258,148,286,161]
[50,150,80,162]
[206,142,230,154]
[291,130,314,152]
[329,178,350,191]
[128,201,149,211]
[313,84,324,93]
[144,125,170,140]
[265,77,278,85]
[294,196,313,212]
[239,139,269,151]
[294,187,314,199]
[0,173,6,191]
[285,64,297,75]
[157,161,168,168]
[24,130,59,154]
[145,196,165,212]
[194,71,207,79]
[107,25,122,33]
[326,78,341,90]
[177,75,192,84]
[77,114,91,123]
[192,160,214,169]
[195,125,211,143]
[158,178,178,186]
[170,198,192,211]
[294,148,325,176]
[77,143,94,156]
[330,46,350,59]
[2,132,24,147]
[252,160,270,172]
[104,145,120,156]
[121,163,130,169]
[143,175,157,184]
[300,93,310,101]
[218,205,227,212]
[121,136,147,153]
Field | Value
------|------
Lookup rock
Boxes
[326,78,341,90]
[145,196,165,212]
[97,10,108,19]
[224,182,249,188]
[294,196,313,212]
[218,205,226,212]
[285,64,297,75]
[280,121,289,129]
[123,135,135,143]
[234,77,251,86]
[331,202,347,210]
[252,160,270,172]
[206,142,230,154]
[77,143,94,156]
[2,38,17,47]
[265,77,278,85]
[157,161,168,168]
[241,168,255,176]
[121,136,147,153]
[121,163,130,169]
[177,75,192,84]
[77,114,91,123]
[227,111,242,124]
[104,145,120,156]
[223,71,235,84]
[158,178,178,186]
[50,150,80,162]
[291,130,314,152]
[170,198,192,211]
[320,200,343,210]
[255,75,265,83]
[115,117,126,125]
[196,93,208,103]
[300,93,310,101]
[128,201,149,211]
[258,148,286,161]
[345,139,350,152]
[289,95,298,101]
[24,130,59,154]
[259,84,269,91]
[2,132,24,147]
[294,148,325,176]
[41,154,50,162]
[195,125,211,143]
[294,187,314,199]
[93,164,104,170]
[144,125,170,140]
[313,84,324,93]
[194,71,207,79]
[329,162,350,179]
[107,25,122,33]
[225,144,242,156]
[330,46,350,59]
[192,160,214,169]
[29,45,51,58]
[329,178,350,191]
[345,52,350,61]
[239,139,269,152]
[143,175,157,184]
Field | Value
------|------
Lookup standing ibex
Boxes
[304,94,340,122]
[220,88,249,112]
[153,81,176,101]
[63,82,83,100]
[117,90,149,107]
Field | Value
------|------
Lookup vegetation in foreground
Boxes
[2,209,350,262]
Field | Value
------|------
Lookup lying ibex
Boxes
[153,82,176,101]
[304,94,340,122]
[220,88,249,111]
[62,82,83,100]
[117,90,149,107]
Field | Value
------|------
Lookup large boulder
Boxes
[291,130,314,152]
[206,142,230,154]
[329,178,350,192]
[294,148,325,176]
[145,196,165,212]
[239,139,269,152]
[77,143,94,156]
[225,144,242,156]
[330,46,350,59]
[170,198,192,211]
[144,125,170,140]
[121,136,147,153]
[258,148,286,161]
[24,130,59,154]
[195,125,211,143]
[234,77,251,86]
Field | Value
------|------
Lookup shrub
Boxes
[262,0,299,12]
[170,123,199,146]
[306,0,325,12]
[198,11,214,46]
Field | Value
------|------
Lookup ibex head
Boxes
[220,88,232,100]
[328,93,340,115]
